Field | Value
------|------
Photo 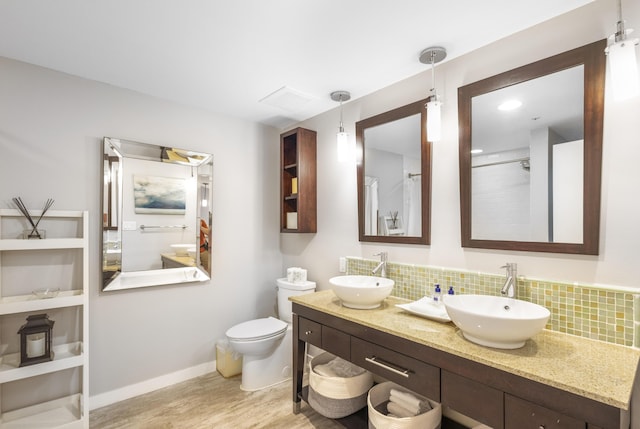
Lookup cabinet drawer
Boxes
[321,325,350,360]
[442,371,504,429]
[298,317,322,347]
[505,394,584,429]
[351,336,440,400]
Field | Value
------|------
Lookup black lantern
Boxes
[18,314,54,367]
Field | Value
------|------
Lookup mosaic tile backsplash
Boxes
[346,257,637,348]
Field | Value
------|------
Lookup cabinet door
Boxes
[442,370,504,429]
[351,336,440,400]
[505,394,585,429]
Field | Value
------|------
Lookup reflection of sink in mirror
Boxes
[329,275,394,309]
[443,294,550,349]
[171,244,196,257]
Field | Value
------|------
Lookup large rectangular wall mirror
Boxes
[356,98,431,244]
[458,39,606,254]
[102,137,213,291]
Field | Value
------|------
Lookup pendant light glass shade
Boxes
[426,98,442,142]
[331,90,353,162]
[336,130,350,162]
[606,0,640,101]
[608,39,639,101]
[201,183,208,207]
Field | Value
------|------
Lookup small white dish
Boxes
[396,297,451,323]
[32,288,60,299]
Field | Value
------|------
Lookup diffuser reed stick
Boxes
[12,197,54,239]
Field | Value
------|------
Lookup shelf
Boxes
[0,291,84,315]
[0,342,83,384]
[0,238,85,251]
[0,209,89,428]
[280,128,316,233]
[0,393,83,429]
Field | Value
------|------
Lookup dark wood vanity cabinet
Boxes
[292,303,623,429]
[280,127,317,233]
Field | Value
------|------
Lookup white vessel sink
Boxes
[443,294,550,349]
[171,244,196,257]
[329,275,394,309]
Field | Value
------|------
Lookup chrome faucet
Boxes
[372,252,388,278]
[500,263,517,298]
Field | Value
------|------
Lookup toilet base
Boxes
[240,327,292,391]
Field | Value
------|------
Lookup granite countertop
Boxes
[291,290,640,410]
[160,253,196,267]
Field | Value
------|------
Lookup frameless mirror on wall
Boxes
[458,39,606,254]
[356,99,431,244]
[101,137,213,291]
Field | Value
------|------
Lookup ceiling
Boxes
[0,0,593,130]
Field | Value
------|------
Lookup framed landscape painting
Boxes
[133,175,186,214]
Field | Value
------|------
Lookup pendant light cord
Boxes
[616,0,626,43]
[339,98,344,133]
[430,53,437,101]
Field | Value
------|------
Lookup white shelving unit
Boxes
[0,209,88,429]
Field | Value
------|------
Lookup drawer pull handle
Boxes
[305,330,313,335]
[365,356,410,378]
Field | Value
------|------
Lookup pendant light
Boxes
[605,0,639,101]
[330,90,352,162]
[419,47,447,142]
[201,182,208,208]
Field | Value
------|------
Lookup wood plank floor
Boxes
[89,372,344,429]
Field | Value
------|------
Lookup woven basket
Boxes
[307,352,373,419]
[368,381,441,429]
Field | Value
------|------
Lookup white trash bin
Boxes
[216,339,242,378]
[368,381,441,429]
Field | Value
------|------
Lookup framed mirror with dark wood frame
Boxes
[356,98,431,244]
[458,39,606,254]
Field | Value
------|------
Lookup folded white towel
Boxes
[313,357,366,378]
[313,363,337,377]
[387,401,416,418]
[389,389,431,415]
[326,356,366,377]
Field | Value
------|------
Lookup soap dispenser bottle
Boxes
[448,286,455,295]
[433,284,442,304]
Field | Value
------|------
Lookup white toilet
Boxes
[225,278,316,391]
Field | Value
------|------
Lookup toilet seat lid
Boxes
[226,317,287,341]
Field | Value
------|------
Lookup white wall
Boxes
[284,0,640,291]
[0,57,282,399]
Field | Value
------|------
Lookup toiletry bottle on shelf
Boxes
[433,284,442,304]
[448,286,455,295]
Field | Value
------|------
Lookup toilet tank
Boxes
[276,278,316,323]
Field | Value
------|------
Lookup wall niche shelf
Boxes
[0,209,89,429]
[280,128,317,233]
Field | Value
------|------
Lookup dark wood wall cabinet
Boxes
[280,127,317,233]
[292,303,625,429]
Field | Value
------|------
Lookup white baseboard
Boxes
[90,360,217,410]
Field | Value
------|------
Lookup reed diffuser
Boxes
[12,197,54,239]
[389,211,399,229]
